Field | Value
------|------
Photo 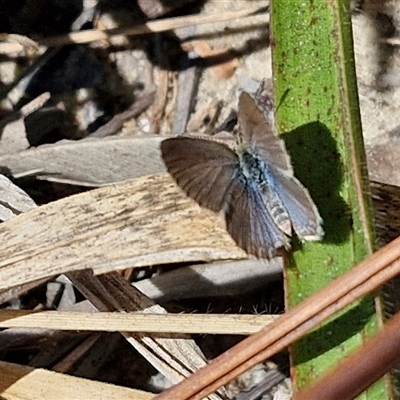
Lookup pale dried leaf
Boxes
[0,136,166,186]
[0,173,245,290]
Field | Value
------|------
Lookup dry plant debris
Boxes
[1,1,400,400]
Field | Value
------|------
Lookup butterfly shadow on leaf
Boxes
[282,120,350,247]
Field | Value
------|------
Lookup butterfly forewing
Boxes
[238,92,293,172]
[226,178,290,258]
[161,137,240,212]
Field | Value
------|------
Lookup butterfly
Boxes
[161,89,324,258]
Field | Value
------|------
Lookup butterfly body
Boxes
[161,89,323,258]
[238,149,292,237]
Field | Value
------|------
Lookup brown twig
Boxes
[0,5,269,54]
[379,37,400,46]
[89,90,155,138]
[154,235,400,400]
[52,333,103,373]
[0,92,50,132]
[172,50,200,135]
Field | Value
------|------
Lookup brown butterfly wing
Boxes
[161,137,240,212]
[225,178,290,258]
[238,91,293,172]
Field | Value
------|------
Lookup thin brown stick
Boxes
[380,37,400,46]
[52,333,103,373]
[149,70,170,134]
[0,92,50,131]
[89,90,155,138]
[0,5,269,54]
[154,235,400,400]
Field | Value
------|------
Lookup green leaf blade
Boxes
[270,1,390,397]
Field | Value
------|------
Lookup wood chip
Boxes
[0,174,37,221]
[0,360,153,400]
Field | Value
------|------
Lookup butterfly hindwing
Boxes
[225,177,290,258]
[269,167,324,240]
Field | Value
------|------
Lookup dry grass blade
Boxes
[0,310,278,335]
[154,235,400,400]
